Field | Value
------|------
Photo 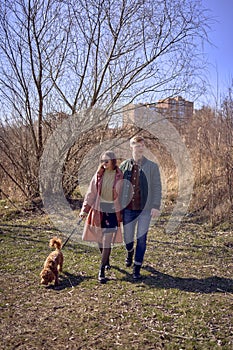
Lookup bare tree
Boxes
[0,0,71,197]
[50,0,209,112]
[0,0,210,199]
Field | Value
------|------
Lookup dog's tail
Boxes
[49,237,62,250]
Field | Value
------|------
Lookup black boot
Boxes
[133,264,142,280]
[125,249,134,267]
[98,265,106,284]
[105,257,111,270]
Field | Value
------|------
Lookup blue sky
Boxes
[200,0,233,107]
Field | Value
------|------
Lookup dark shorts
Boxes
[100,202,118,233]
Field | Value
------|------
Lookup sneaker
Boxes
[125,249,134,267]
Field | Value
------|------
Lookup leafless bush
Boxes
[182,98,233,225]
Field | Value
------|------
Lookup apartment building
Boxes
[156,96,193,119]
[122,96,193,127]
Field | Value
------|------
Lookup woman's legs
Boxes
[98,232,113,283]
[99,206,117,283]
[101,232,113,266]
[98,245,111,269]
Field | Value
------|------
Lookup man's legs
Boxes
[134,210,151,264]
[123,209,141,267]
[123,209,139,248]
[133,210,151,279]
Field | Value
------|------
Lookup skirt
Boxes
[100,202,118,234]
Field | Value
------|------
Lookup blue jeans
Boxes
[123,209,151,265]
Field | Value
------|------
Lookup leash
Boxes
[62,217,83,249]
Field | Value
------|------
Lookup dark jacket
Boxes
[120,156,161,211]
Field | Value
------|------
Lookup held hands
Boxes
[150,208,160,219]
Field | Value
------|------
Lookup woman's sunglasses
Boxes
[101,159,110,164]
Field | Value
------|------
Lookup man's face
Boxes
[131,141,145,158]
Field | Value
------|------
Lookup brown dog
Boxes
[40,237,63,286]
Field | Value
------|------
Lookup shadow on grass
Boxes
[112,265,132,278]
[142,265,233,294]
[46,271,91,291]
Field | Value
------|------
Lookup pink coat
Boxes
[81,166,123,244]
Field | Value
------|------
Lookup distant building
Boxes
[122,97,193,127]
[156,96,193,120]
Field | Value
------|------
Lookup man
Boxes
[120,135,162,280]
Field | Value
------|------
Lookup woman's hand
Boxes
[79,211,88,219]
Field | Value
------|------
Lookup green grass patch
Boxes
[0,205,232,349]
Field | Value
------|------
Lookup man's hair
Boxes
[130,135,145,146]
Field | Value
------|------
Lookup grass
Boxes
[0,200,232,349]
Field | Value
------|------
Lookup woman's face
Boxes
[101,155,113,170]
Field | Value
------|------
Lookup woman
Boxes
[79,151,123,283]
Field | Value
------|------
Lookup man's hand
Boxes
[150,208,160,219]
